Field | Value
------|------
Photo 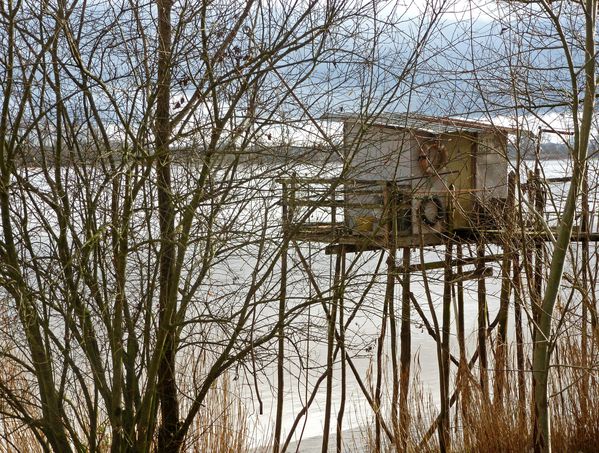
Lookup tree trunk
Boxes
[155,0,181,451]
[532,2,596,451]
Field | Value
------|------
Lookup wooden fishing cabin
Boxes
[281,113,516,250]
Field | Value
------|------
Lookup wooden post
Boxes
[322,247,343,453]
[374,264,389,453]
[383,181,391,246]
[273,180,290,453]
[534,167,544,297]
[473,181,489,396]
[456,244,466,363]
[399,247,411,448]
[495,172,515,404]
[336,248,347,453]
[331,180,338,227]
[455,242,469,447]
[580,167,598,340]
[513,250,527,422]
[476,242,488,396]
[438,239,453,452]
[523,171,537,334]
[372,181,395,452]
[387,253,399,447]
[581,166,590,417]
[386,182,400,446]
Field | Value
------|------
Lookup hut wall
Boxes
[411,132,475,233]
[342,121,509,236]
[476,132,509,201]
[343,122,415,232]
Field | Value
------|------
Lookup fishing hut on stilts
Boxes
[275,113,596,451]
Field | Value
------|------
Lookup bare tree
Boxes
[0,0,448,451]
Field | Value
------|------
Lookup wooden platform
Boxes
[281,175,599,252]
[291,222,469,251]
[290,221,599,254]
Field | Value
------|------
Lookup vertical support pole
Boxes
[495,172,515,405]
[456,243,468,446]
[336,248,347,453]
[474,165,489,397]
[523,171,537,333]
[582,167,590,335]
[374,265,389,453]
[386,183,400,445]
[438,239,453,452]
[477,242,488,396]
[534,167,544,311]
[388,252,399,444]
[581,165,590,417]
[322,247,343,453]
[456,244,466,364]
[512,138,527,424]
[383,181,391,247]
[273,180,290,453]
[331,179,337,227]
[399,247,411,448]
[438,184,454,452]
[530,169,544,419]
[373,181,394,452]
[531,168,545,330]
[513,251,527,422]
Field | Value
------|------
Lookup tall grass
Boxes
[363,339,599,452]
[0,338,249,452]
[1,302,597,451]
[551,339,599,453]
[184,374,250,453]
[0,348,597,451]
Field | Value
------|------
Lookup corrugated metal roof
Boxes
[323,112,521,134]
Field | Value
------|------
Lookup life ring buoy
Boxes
[419,195,445,226]
[418,143,448,176]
